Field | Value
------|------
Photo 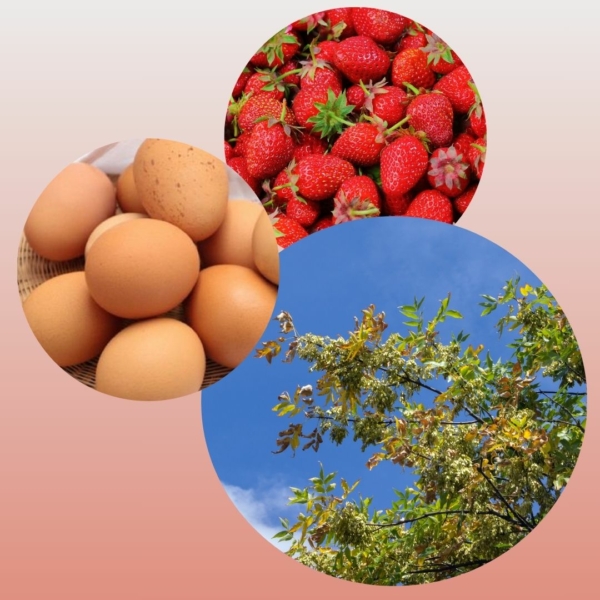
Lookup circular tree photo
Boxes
[202,218,586,586]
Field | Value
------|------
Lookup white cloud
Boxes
[222,481,296,551]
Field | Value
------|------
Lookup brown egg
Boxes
[116,164,145,213]
[252,209,280,285]
[84,212,148,257]
[185,264,278,369]
[24,162,117,261]
[95,318,206,401]
[133,139,228,241]
[198,200,264,269]
[22,271,121,367]
[85,218,200,319]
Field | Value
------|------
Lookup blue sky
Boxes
[201,217,564,549]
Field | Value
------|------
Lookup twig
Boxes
[405,559,487,575]
[476,465,534,531]
[540,392,586,433]
[306,414,478,427]
[368,508,528,531]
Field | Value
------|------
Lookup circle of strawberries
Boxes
[224,7,487,249]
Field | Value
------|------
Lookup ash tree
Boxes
[255,278,586,586]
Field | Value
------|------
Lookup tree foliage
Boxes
[255,278,586,586]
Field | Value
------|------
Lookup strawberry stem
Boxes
[384,114,411,135]
[350,207,380,217]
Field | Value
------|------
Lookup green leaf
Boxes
[445,309,463,319]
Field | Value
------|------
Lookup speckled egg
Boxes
[133,139,228,241]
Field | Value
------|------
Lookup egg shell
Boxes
[22,271,121,367]
[24,163,117,261]
[185,264,278,369]
[85,212,148,257]
[85,218,200,319]
[133,139,228,241]
[197,200,264,270]
[95,318,206,401]
[252,209,280,285]
[116,164,145,213]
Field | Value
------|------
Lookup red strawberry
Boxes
[369,85,408,126]
[292,85,331,130]
[467,137,486,179]
[286,196,321,227]
[294,87,355,139]
[244,70,285,100]
[469,107,487,138]
[333,35,391,85]
[311,215,335,232]
[433,65,476,113]
[251,30,300,68]
[299,59,343,95]
[331,122,386,167]
[224,140,235,162]
[238,93,295,132]
[351,8,410,46]
[293,132,328,161]
[292,12,326,33]
[279,60,300,88]
[272,213,308,248]
[391,48,435,90]
[427,146,471,198]
[347,84,367,111]
[245,119,296,180]
[467,82,486,137]
[452,132,476,158]
[226,156,262,197]
[232,130,252,157]
[383,191,412,216]
[454,184,478,216]
[232,67,253,98]
[421,33,463,75]
[324,8,356,39]
[294,155,356,201]
[279,60,301,88]
[271,164,298,208]
[406,92,454,148]
[398,27,428,50]
[332,176,381,224]
[404,189,454,223]
[380,135,429,195]
[314,40,339,64]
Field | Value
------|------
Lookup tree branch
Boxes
[368,508,529,531]
[476,465,534,531]
[405,559,487,575]
[539,390,586,396]
[306,414,479,427]
[540,392,585,433]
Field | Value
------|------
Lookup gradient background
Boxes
[1,1,598,598]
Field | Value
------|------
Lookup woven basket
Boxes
[15,139,272,394]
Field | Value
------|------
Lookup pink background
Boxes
[1,2,598,598]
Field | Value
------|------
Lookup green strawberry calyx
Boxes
[256,29,299,66]
[308,88,356,140]
[422,33,454,66]
[467,81,483,119]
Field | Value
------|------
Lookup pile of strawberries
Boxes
[224,7,487,248]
